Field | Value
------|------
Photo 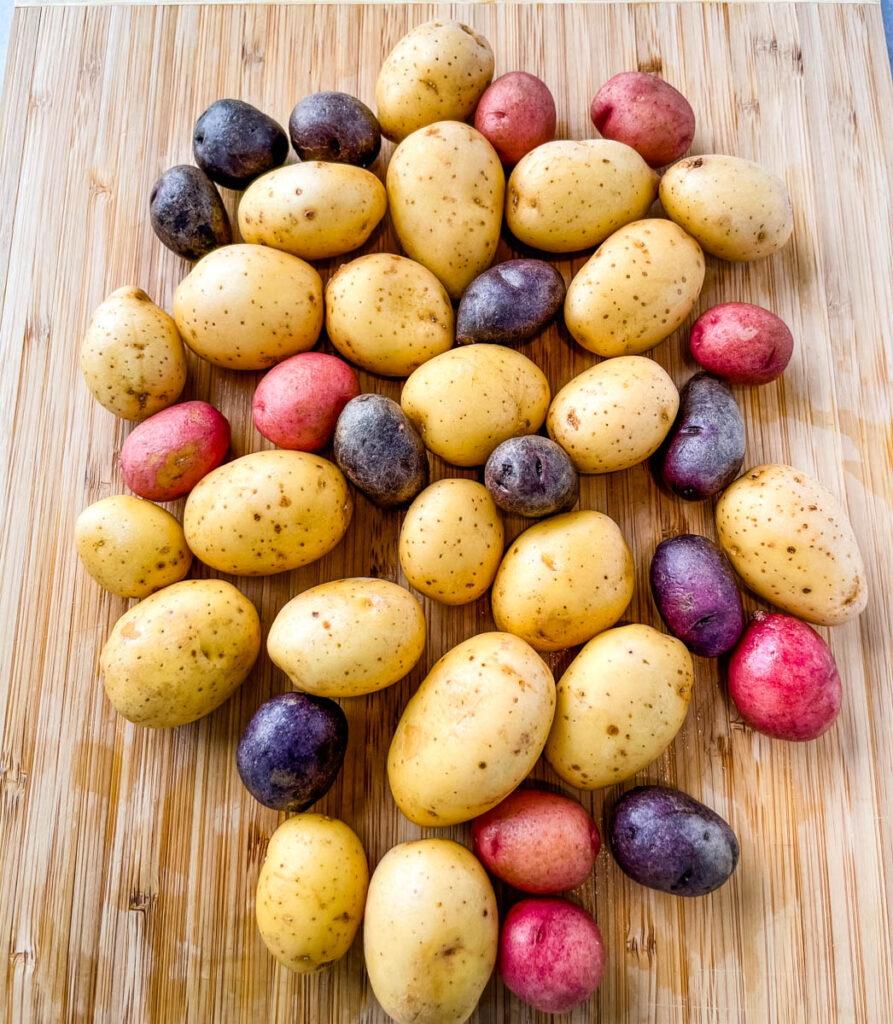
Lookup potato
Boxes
[193,98,288,190]
[364,839,498,1024]
[491,511,634,652]
[398,479,504,605]
[547,356,679,474]
[401,344,550,467]
[690,302,794,384]
[375,20,494,142]
[456,259,565,347]
[149,165,231,261]
[256,814,368,973]
[325,253,454,376]
[474,72,556,164]
[563,219,705,357]
[544,624,694,789]
[660,154,794,261]
[505,140,658,253]
[288,91,381,167]
[715,463,868,625]
[75,495,192,598]
[80,286,187,421]
[387,632,555,826]
[267,577,426,698]
[484,436,578,518]
[183,450,352,576]
[100,579,260,728]
[173,244,323,370]
[387,121,504,299]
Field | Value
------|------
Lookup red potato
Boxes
[690,303,794,385]
[590,71,695,168]
[729,611,842,741]
[474,72,557,165]
[120,400,230,501]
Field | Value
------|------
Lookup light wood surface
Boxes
[1,4,892,1023]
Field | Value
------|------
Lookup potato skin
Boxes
[456,259,565,347]
[288,91,381,166]
[715,464,868,625]
[484,435,579,518]
[474,72,556,165]
[149,165,231,260]
[193,98,288,190]
[690,302,794,384]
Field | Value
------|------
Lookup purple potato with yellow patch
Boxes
[484,435,578,517]
[456,260,565,346]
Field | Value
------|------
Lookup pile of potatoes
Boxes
[75,17,869,1022]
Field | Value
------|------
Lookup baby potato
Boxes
[401,344,550,467]
[474,72,557,165]
[183,450,352,576]
[288,91,381,167]
[75,495,192,598]
[547,356,679,474]
[325,254,454,377]
[193,98,288,190]
[267,577,426,698]
[544,624,694,789]
[690,302,794,385]
[398,479,504,605]
[484,435,579,518]
[149,165,231,261]
[564,219,705,357]
[456,259,565,347]
[660,154,793,261]
[505,140,658,253]
[101,578,260,727]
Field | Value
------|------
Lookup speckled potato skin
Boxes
[715,464,868,625]
[100,579,260,728]
[474,72,557,165]
[491,511,634,652]
[267,577,426,697]
[398,479,504,605]
[149,165,231,260]
[173,244,323,370]
[660,155,794,261]
[256,814,368,974]
[505,140,658,253]
[387,632,555,827]
[193,98,288,190]
[401,344,550,467]
[564,219,705,357]
[288,91,381,166]
[75,495,192,598]
[547,356,679,474]
[183,450,352,576]
[387,121,504,299]
[325,254,454,376]
[456,259,565,347]
[545,624,694,789]
[375,20,494,142]
[80,287,187,421]
[238,162,387,261]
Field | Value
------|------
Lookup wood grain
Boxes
[1,4,891,1022]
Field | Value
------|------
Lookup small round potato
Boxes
[149,165,231,261]
[193,99,288,190]
[484,435,579,518]
[456,259,565,347]
[690,302,794,385]
[288,91,381,167]
[474,72,557,165]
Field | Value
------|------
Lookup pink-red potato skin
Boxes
[729,612,842,741]
[474,72,557,165]
[120,401,230,501]
[690,303,794,385]
[590,72,695,168]
[473,789,600,894]
[500,899,606,1014]
[253,352,360,451]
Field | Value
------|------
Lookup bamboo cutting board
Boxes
[1,4,892,1022]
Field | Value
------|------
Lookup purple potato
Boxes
[193,99,288,190]
[484,435,578,517]
[610,786,739,897]
[456,260,565,346]
[289,91,381,167]
[236,692,347,812]
[650,534,744,656]
[149,165,231,260]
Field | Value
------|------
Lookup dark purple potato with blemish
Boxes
[456,260,565,346]
[289,91,381,167]
[660,372,745,500]
[236,692,347,812]
[610,786,739,897]
[650,534,744,656]
[193,99,288,190]
[484,435,578,517]
[149,165,231,260]
[333,393,428,508]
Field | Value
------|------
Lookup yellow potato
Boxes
[491,510,634,652]
[267,578,426,697]
[256,814,368,974]
[173,244,322,370]
[660,154,793,261]
[715,463,868,625]
[505,140,658,253]
[80,286,186,421]
[183,451,352,576]
[547,356,679,474]
[388,632,555,826]
[325,253,454,377]
[545,624,694,789]
[401,344,549,467]
[75,495,192,598]
[100,578,260,727]
[387,121,504,299]
[238,162,387,261]
[564,219,705,356]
